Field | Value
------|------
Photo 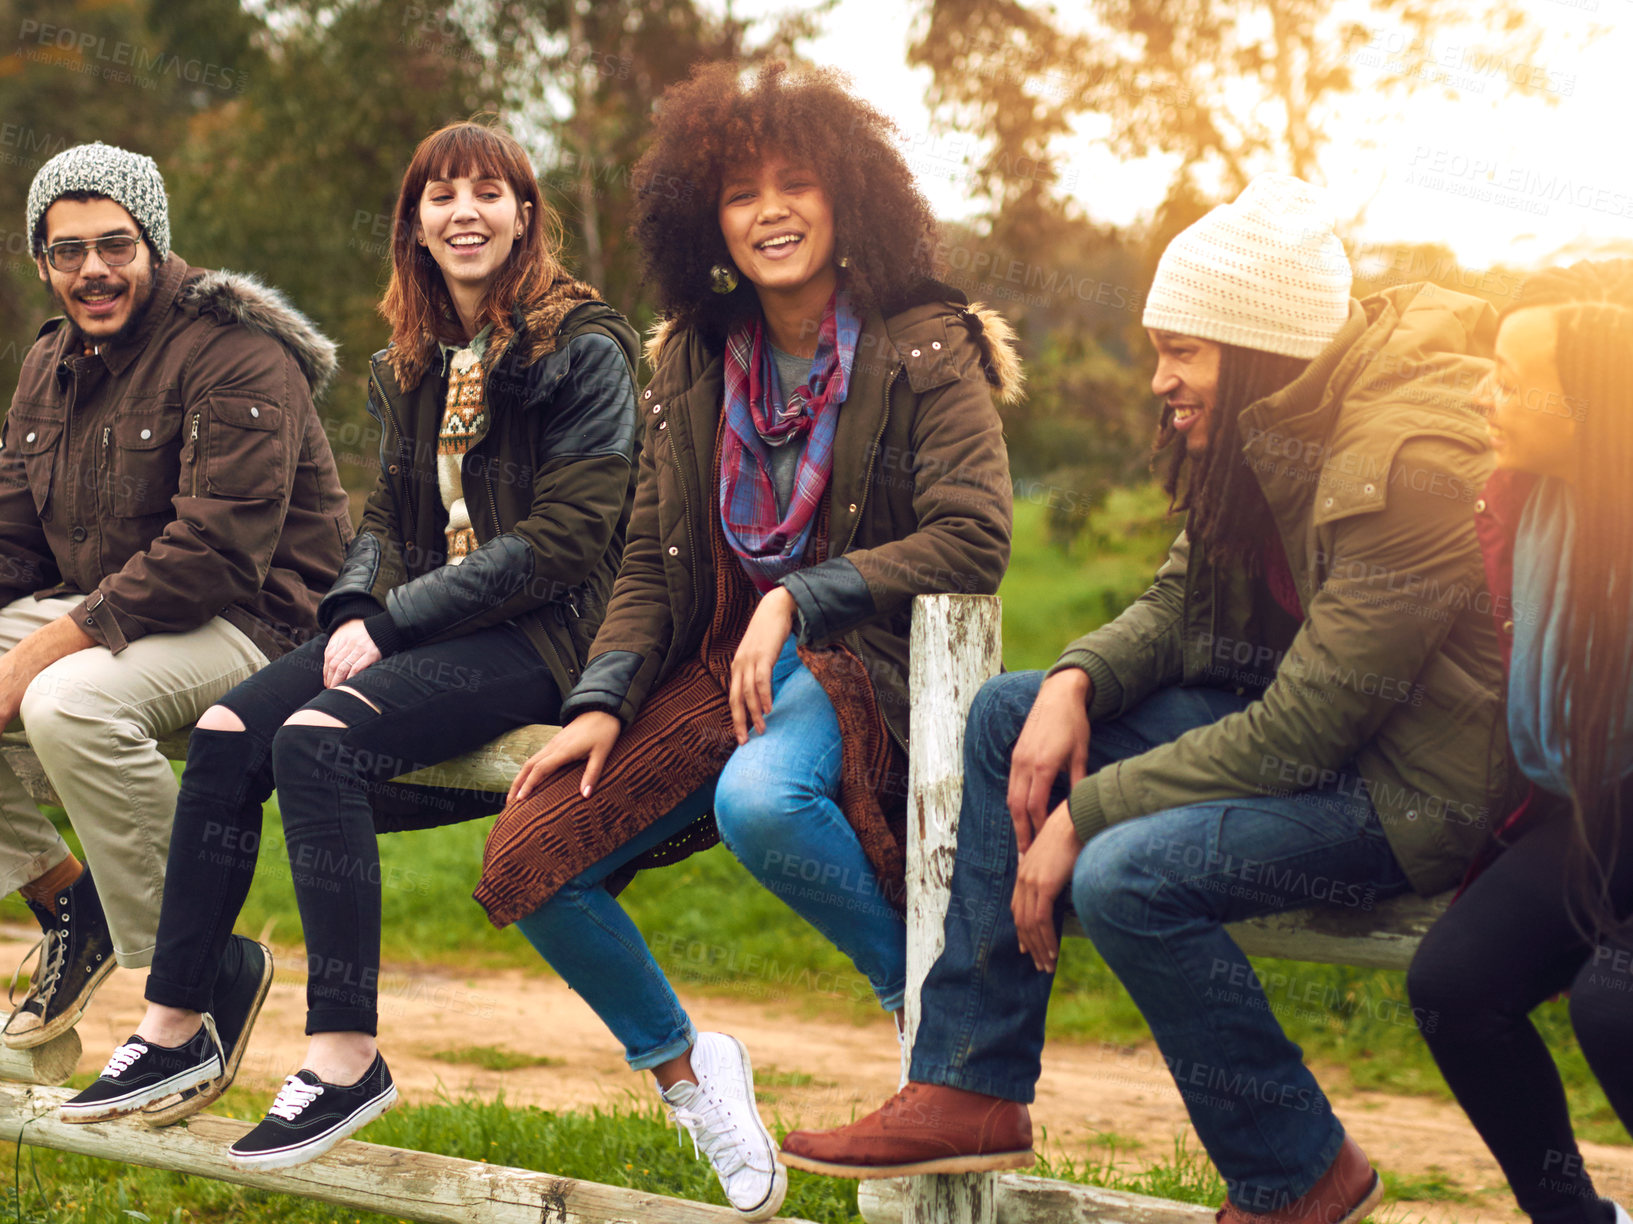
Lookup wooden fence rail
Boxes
[0,594,1453,1223]
[0,1083,818,1224]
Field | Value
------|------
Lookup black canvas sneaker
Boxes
[228,1054,397,1170]
[60,1020,223,1124]
[142,935,274,1127]
[4,869,115,1049]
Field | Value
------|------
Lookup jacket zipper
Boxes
[370,365,420,529]
[840,366,897,556]
[189,412,201,497]
[669,393,700,593]
[101,425,111,507]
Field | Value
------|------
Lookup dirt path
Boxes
[11,930,1628,1224]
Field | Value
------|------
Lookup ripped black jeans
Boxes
[144,622,560,1035]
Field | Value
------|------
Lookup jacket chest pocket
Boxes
[201,396,285,499]
[7,415,63,519]
[108,411,183,517]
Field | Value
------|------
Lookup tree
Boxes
[909,0,1563,225]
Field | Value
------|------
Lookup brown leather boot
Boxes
[778,1082,1034,1179]
[1216,1136,1382,1224]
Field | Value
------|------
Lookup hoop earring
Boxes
[709,262,740,294]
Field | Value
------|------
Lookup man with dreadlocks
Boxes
[778,176,1512,1224]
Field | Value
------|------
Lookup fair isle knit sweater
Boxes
[437,326,493,564]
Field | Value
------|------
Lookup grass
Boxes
[424,1045,559,1072]
[0,487,1622,1219]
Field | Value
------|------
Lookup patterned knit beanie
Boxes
[27,142,170,261]
[1143,174,1351,360]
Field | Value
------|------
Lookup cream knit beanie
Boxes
[1143,175,1351,360]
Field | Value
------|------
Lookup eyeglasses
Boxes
[42,235,141,273]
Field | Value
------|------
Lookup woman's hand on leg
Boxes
[508,711,622,804]
[322,620,383,688]
[729,588,796,743]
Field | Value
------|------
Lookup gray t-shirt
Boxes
[763,344,813,517]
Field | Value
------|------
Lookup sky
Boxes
[719,0,1633,271]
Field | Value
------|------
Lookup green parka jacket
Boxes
[1052,282,1512,897]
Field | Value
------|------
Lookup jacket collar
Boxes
[1240,283,1494,528]
[88,254,191,378]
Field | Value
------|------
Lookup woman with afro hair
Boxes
[475,61,1022,1219]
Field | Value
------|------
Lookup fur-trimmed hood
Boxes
[179,269,339,399]
[643,288,1025,406]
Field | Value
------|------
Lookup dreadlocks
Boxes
[1157,343,1311,568]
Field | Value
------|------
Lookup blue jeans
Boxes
[911,670,1414,1212]
[515,633,905,1069]
[715,634,907,1012]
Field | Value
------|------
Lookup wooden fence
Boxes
[0,594,1450,1224]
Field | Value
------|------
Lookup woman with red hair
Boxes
[62,119,639,1169]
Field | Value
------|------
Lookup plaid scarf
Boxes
[719,288,861,592]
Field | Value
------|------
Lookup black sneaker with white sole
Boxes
[4,868,116,1049]
[141,935,274,1127]
[228,1054,397,1170]
[60,1022,223,1124]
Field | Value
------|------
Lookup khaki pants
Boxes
[0,595,268,967]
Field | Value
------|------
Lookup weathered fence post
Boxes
[0,1014,78,1085]
[904,594,1002,1224]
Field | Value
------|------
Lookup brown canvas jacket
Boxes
[0,255,352,660]
[560,279,1022,751]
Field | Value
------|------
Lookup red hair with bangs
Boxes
[380,119,564,386]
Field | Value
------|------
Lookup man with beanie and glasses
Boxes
[0,142,350,1058]
[779,176,1510,1224]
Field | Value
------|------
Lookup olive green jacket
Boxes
[1051,283,1511,896]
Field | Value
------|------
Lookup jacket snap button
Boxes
[1323,496,1334,508]
[848,503,857,513]
[1406,809,1418,820]
[24,432,35,443]
[1502,619,1514,635]
[250,406,260,418]
[910,348,921,357]
[140,428,152,440]
[1474,498,1486,513]
[932,341,942,350]
[667,546,679,556]
[388,464,399,474]
[643,389,652,399]
[651,405,661,414]
[658,421,667,430]
[70,527,86,543]
[1363,483,1375,495]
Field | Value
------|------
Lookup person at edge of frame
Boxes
[61,119,639,1173]
[474,60,1018,1223]
[0,142,349,1055]
[1407,259,1633,1224]
[779,174,1513,1224]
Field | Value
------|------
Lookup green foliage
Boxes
[426,1045,560,1071]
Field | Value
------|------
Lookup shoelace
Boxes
[101,1040,149,1079]
[668,1082,757,1179]
[267,1076,324,1122]
[8,928,65,1012]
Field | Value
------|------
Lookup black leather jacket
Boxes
[318,295,639,704]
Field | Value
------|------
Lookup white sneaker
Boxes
[1611,1201,1632,1224]
[659,1032,787,1221]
